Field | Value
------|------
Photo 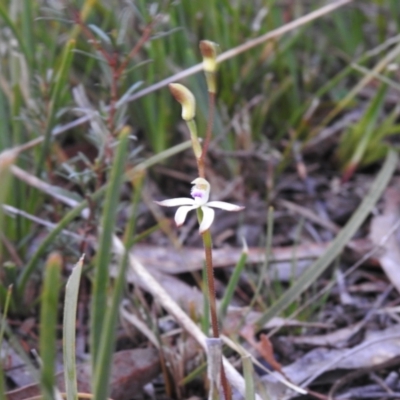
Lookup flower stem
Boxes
[186,120,205,178]
[196,52,230,399]
[202,229,232,400]
[200,91,215,165]
[202,229,219,338]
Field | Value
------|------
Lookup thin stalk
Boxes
[201,228,231,400]
[201,266,210,334]
[201,229,218,338]
[196,62,232,399]
[186,119,204,177]
[199,92,215,175]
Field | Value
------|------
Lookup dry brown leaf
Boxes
[6,348,160,400]
[131,239,372,281]
[259,334,287,379]
[262,325,400,399]
[132,243,328,274]
[2,342,34,388]
[370,185,400,293]
[290,321,364,347]
[239,326,288,379]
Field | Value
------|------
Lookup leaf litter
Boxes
[6,153,400,400]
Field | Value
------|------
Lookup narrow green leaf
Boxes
[63,255,84,400]
[21,0,36,69]
[10,84,26,244]
[90,128,130,374]
[219,239,248,321]
[40,252,62,400]
[180,362,207,386]
[316,41,400,138]
[88,24,112,45]
[344,84,387,170]
[92,164,144,400]
[0,88,10,150]
[36,39,76,176]
[256,150,398,328]
[10,83,23,146]
[0,150,16,207]
[242,355,255,400]
[0,3,31,68]
[0,150,17,261]
[0,285,12,345]
[250,206,274,311]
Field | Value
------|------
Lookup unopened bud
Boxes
[199,41,219,93]
[199,40,218,73]
[169,83,196,121]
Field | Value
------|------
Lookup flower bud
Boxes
[169,83,196,121]
[199,40,218,73]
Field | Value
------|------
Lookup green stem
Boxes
[186,119,204,177]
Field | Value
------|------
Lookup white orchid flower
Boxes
[155,178,244,233]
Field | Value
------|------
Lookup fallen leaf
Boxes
[239,326,287,379]
[370,185,400,293]
[130,240,371,282]
[6,348,160,400]
[2,342,34,388]
[262,325,400,399]
[290,321,364,347]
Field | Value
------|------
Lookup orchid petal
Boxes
[155,198,195,207]
[174,205,198,226]
[207,201,244,212]
[199,206,215,233]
